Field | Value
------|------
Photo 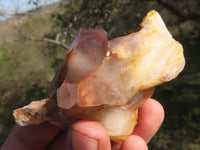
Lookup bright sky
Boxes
[0,0,61,20]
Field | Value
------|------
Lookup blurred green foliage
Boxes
[0,0,200,149]
[0,8,64,144]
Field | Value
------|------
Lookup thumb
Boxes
[71,120,111,150]
[1,122,61,150]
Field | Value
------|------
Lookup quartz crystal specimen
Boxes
[13,10,185,142]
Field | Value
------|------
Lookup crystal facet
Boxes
[13,10,185,142]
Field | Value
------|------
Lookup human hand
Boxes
[1,98,164,150]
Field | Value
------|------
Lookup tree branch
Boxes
[156,0,200,23]
[156,0,182,18]
[43,38,68,49]
[18,28,68,49]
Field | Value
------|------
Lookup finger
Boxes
[133,98,164,143]
[120,135,148,150]
[111,142,121,150]
[47,127,72,150]
[1,122,61,150]
[49,120,111,150]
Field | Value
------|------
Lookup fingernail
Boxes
[71,129,98,150]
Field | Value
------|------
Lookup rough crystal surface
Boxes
[13,10,185,142]
[77,10,185,107]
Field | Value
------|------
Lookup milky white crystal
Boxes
[13,10,185,142]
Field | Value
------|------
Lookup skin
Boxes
[1,98,164,150]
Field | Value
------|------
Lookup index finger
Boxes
[133,98,165,143]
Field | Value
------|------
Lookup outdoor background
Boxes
[0,0,200,149]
